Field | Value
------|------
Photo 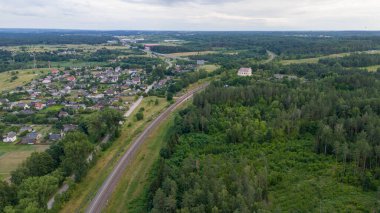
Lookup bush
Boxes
[136,112,144,121]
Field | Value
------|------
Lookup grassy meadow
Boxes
[0,68,49,92]
[0,143,49,180]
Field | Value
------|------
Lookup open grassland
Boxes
[104,113,177,213]
[0,144,49,180]
[197,64,219,73]
[280,50,380,65]
[60,97,169,213]
[0,68,49,92]
[166,51,216,58]
[363,65,380,72]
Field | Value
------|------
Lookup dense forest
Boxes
[0,32,113,46]
[319,53,380,68]
[151,32,380,59]
[147,65,380,211]
[0,48,147,72]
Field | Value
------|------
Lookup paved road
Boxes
[124,96,143,117]
[86,83,208,213]
[124,83,155,118]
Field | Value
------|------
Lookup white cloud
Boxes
[0,0,379,30]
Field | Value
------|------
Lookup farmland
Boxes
[0,143,49,179]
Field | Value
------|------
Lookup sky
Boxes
[0,0,379,31]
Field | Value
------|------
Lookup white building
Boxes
[3,132,17,143]
[237,67,253,77]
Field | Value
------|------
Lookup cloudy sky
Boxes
[0,0,379,30]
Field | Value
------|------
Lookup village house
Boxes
[42,78,52,84]
[21,132,42,145]
[11,102,30,110]
[89,103,105,111]
[62,124,78,133]
[58,111,69,118]
[34,102,46,110]
[3,132,17,143]
[237,67,253,77]
[46,99,57,106]
[19,126,33,134]
[49,133,62,141]
[128,69,138,75]
[51,69,60,75]
[132,77,141,85]
[105,89,116,96]
[67,76,76,82]
[0,99,9,106]
[115,67,122,73]
[110,76,119,83]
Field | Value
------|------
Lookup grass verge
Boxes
[104,110,178,213]
[59,97,168,212]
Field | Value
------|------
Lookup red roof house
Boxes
[67,76,76,82]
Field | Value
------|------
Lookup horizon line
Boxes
[1,27,380,33]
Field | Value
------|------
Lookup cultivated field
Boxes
[0,143,49,180]
[0,68,49,92]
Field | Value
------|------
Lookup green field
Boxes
[197,64,219,73]
[0,143,49,180]
[363,65,380,72]
[0,68,49,92]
